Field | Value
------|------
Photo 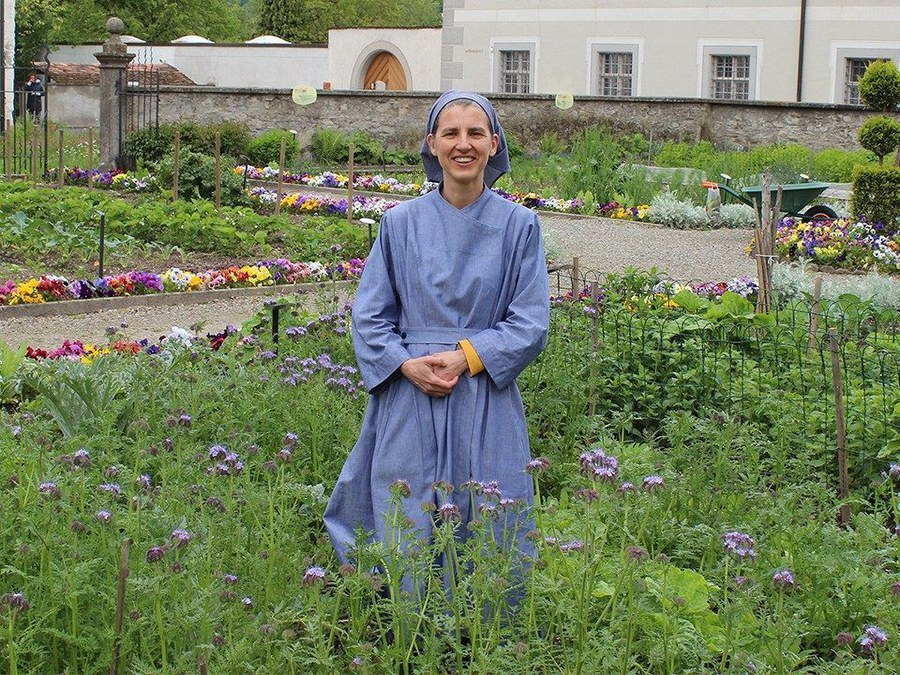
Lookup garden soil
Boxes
[0,214,831,349]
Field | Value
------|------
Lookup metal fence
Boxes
[117,49,160,169]
[1,66,49,177]
[541,266,900,482]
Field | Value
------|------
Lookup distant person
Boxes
[25,74,44,119]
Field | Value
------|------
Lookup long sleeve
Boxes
[467,216,550,389]
[351,212,411,393]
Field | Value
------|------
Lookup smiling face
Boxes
[426,101,499,202]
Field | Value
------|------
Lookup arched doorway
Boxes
[363,52,408,90]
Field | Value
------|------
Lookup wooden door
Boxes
[363,52,407,91]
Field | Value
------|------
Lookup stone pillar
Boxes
[94,17,134,168]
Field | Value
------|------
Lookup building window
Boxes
[844,57,874,104]
[598,52,633,96]
[711,55,750,100]
[499,50,531,93]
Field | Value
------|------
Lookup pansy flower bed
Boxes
[53,167,156,192]
[775,217,900,272]
[0,259,365,306]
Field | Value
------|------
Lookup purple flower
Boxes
[722,531,757,560]
[1,592,30,613]
[135,474,152,491]
[889,463,900,479]
[478,480,502,499]
[559,540,586,553]
[836,632,854,646]
[178,414,192,427]
[525,457,551,474]
[575,487,599,502]
[146,546,167,563]
[39,481,61,499]
[438,503,461,522]
[579,447,618,483]
[96,510,112,523]
[772,568,795,590]
[259,350,277,361]
[303,566,327,586]
[241,596,254,608]
[642,475,665,491]
[390,478,412,498]
[99,483,121,496]
[73,448,91,467]
[11,425,22,439]
[276,448,293,463]
[205,496,225,512]
[283,431,298,447]
[170,529,192,547]
[618,482,636,495]
[208,444,227,460]
[223,573,238,585]
[858,625,888,653]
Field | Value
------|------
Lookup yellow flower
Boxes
[188,275,202,290]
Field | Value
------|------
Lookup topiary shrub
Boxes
[857,115,900,165]
[247,129,299,167]
[851,166,900,232]
[858,60,900,112]
[213,121,252,159]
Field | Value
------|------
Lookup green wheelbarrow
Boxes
[701,175,838,221]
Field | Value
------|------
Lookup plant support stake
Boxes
[826,328,851,528]
[98,212,106,279]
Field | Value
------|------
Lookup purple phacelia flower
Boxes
[390,479,412,498]
[208,444,227,460]
[618,482,636,494]
[858,625,888,653]
[178,414,192,427]
[99,483,121,496]
[836,632,854,646]
[241,596,254,608]
[96,510,112,523]
[259,350,277,361]
[642,475,665,491]
[303,566,327,586]
[772,568,795,589]
[559,540,586,553]
[1,592,30,613]
[722,531,757,560]
[170,529,191,547]
[39,482,61,499]
[136,474,152,491]
[438,503,461,522]
[146,546,167,563]
[223,573,238,585]
[525,457,550,474]
[73,448,91,467]
[276,448,293,462]
[283,431,298,447]
[889,463,900,479]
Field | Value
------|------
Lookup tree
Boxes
[857,115,900,165]
[858,60,900,112]
[15,0,57,68]
[858,60,900,167]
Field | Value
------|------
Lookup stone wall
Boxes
[155,88,885,152]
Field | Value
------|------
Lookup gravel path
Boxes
[0,213,805,350]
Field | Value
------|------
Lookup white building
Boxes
[441,0,900,104]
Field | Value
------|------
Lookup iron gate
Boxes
[117,49,160,170]
[1,65,50,178]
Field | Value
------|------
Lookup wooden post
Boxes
[110,538,132,675]
[214,131,221,211]
[87,128,95,190]
[347,141,355,223]
[274,138,286,216]
[807,275,823,358]
[826,328,851,528]
[571,256,581,298]
[588,281,601,417]
[172,130,180,202]
[57,128,65,187]
[31,122,40,182]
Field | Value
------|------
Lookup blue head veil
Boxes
[420,90,511,188]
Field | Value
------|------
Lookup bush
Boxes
[857,115,900,165]
[851,166,900,232]
[858,60,900,111]
[719,203,757,229]
[311,128,349,164]
[647,191,710,229]
[123,126,175,166]
[247,129,300,167]
[562,127,625,203]
[812,148,874,182]
[155,149,246,206]
[539,132,567,155]
[505,130,525,159]
[214,121,253,159]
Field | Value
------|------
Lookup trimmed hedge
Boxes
[851,166,900,232]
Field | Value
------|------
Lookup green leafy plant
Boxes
[858,59,900,112]
[850,165,900,230]
[0,340,27,403]
[155,149,247,205]
[857,115,900,165]
[647,191,710,229]
[247,129,300,167]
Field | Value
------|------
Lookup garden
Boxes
[2,62,900,674]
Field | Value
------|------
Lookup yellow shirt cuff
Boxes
[458,339,485,376]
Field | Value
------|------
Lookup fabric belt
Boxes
[399,327,482,344]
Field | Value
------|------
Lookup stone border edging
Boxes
[0,280,355,319]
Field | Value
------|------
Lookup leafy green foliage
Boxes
[857,115,900,165]
[155,149,247,205]
[0,341,28,404]
[246,129,299,167]
[858,60,900,112]
[850,165,900,230]
[125,121,252,167]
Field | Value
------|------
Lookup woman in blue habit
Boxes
[324,91,550,577]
